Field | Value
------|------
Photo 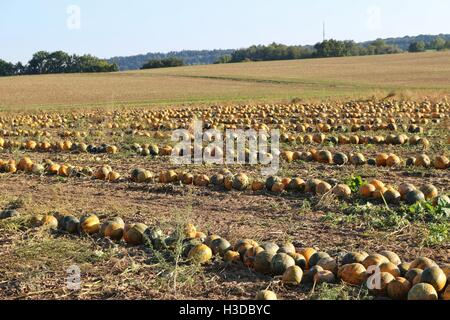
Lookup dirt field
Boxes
[0,97,448,300]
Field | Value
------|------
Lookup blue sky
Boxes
[1,0,450,62]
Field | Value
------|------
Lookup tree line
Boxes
[0,51,118,77]
[408,37,450,52]
[216,39,402,64]
[110,49,234,71]
[141,57,184,69]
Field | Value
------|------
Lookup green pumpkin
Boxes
[254,251,275,275]
[271,253,295,275]
[309,251,331,268]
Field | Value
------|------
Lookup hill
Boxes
[109,49,234,71]
[108,34,450,71]
[1,51,450,111]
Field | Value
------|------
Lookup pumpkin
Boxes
[289,252,307,270]
[223,250,241,263]
[341,251,369,265]
[282,265,303,285]
[281,150,294,163]
[314,270,336,284]
[31,163,45,175]
[316,257,338,274]
[223,175,233,190]
[47,163,60,175]
[415,154,431,167]
[131,168,152,183]
[386,154,401,167]
[39,215,58,229]
[210,174,224,187]
[255,290,277,300]
[106,145,118,154]
[286,178,305,192]
[383,188,401,204]
[3,161,17,173]
[184,223,197,238]
[299,247,317,268]
[100,217,125,240]
[372,186,388,200]
[333,152,348,165]
[251,180,265,191]
[271,253,296,275]
[379,262,401,277]
[60,215,80,234]
[58,165,71,177]
[145,227,164,246]
[407,283,438,300]
[271,182,285,193]
[265,176,281,191]
[369,179,385,191]
[317,150,333,164]
[211,238,231,256]
[333,184,352,199]
[94,166,111,180]
[359,184,376,198]
[420,266,447,292]
[366,272,395,296]
[376,153,389,166]
[362,254,389,269]
[0,209,19,219]
[443,285,450,300]
[434,155,449,169]
[405,190,425,205]
[18,157,33,172]
[159,170,178,183]
[316,181,332,195]
[107,171,121,182]
[80,214,100,234]
[398,183,416,198]
[405,268,423,284]
[305,179,321,193]
[420,184,438,200]
[398,262,410,277]
[277,242,296,255]
[380,250,401,265]
[188,244,212,264]
[350,153,366,165]
[124,223,148,245]
[254,251,275,274]
[309,251,331,268]
[205,234,221,248]
[195,231,206,241]
[232,173,249,191]
[410,257,437,270]
[302,265,323,283]
[387,277,411,300]
[338,263,367,285]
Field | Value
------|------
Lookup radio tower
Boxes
[323,21,326,41]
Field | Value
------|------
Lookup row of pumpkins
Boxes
[135,168,449,206]
[281,149,450,170]
[135,140,449,171]
[1,101,448,139]
[14,211,450,301]
[0,157,448,206]
[0,138,118,154]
